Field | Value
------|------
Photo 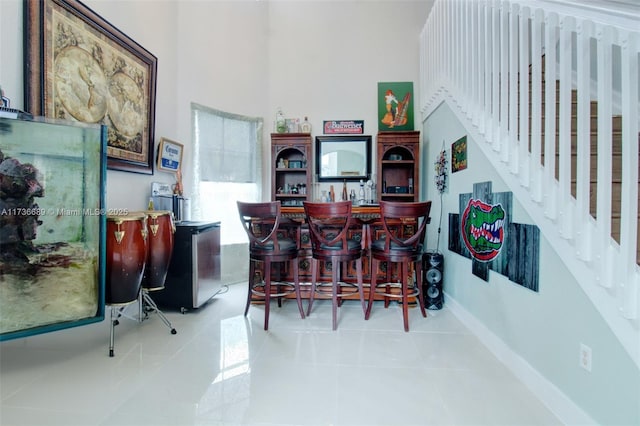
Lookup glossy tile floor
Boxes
[1,283,561,426]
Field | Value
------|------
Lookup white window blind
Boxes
[191,103,262,245]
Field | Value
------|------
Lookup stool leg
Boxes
[293,258,305,319]
[401,261,410,332]
[365,259,377,320]
[357,258,365,314]
[276,262,283,308]
[337,261,344,308]
[244,260,256,317]
[384,261,392,308]
[332,258,339,330]
[264,261,272,330]
[307,258,318,316]
[415,260,427,318]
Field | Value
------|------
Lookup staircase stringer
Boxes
[422,87,640,369]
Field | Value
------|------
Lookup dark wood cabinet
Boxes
[271,133,312,206]
[377,131,420,202]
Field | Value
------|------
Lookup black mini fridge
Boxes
[153,221,222,313]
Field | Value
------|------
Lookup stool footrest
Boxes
[251,281,299,298]
[372,282,420,299]
[312,281,363,298]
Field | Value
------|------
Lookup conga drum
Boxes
[105,213,148,306]
[142,210,175,291]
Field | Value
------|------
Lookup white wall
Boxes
[1,0,428,209]
[3,0,640,423]
[423,101,640,425]
[0,0,180,211]
[0,0,430,290]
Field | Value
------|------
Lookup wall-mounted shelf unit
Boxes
[271,133,312,206]
[377,131,420,202]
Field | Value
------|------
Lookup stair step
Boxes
[534,131,624,156]
[541,152,627,179]
[533,113,623,134]
[526,67,639,264]
[543,100,599,116]
[611,217,640,265]
[570,181,626,214]
[567,183,640,264]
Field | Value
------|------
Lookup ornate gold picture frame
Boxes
[25,0,157,174]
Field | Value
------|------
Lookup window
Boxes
[191,103,262,245]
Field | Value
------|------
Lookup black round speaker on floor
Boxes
[423,251,444,310]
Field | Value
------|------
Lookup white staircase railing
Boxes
[420,0,639,366]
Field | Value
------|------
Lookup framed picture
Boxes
[377,82,414,131]
[451,136,468,173]
[157,138,183,173]
[24,0,158,174]
[285,118,299,133]
[323,120,364,134]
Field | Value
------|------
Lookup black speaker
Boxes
[423,251,444,310]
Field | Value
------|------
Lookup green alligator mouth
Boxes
[461,199,505,261]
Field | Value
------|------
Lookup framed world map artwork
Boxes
[25,0,157,174]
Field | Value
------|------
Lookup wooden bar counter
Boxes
[280,205,381,222]
[251,204,422,303]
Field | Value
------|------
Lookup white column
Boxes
[518,6,531,187]
[558,15,574,240]
[595,24,614,287]
[575,19,593,262]
[529,8,543,202]
[543,12,558,220]
[618,31,639,319]
[497,0,509,156]
[508,2,520,173]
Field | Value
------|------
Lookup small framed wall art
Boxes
[377,82,414,131]
[157,138,183,173]
[451,135,468,173]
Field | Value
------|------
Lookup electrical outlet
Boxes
[580,343,592,372]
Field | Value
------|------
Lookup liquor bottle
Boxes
[358,179,365,205]
[300,116,312,134]
[276,108,286,133]
[342,180,348,201]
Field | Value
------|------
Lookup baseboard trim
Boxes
[444,292,596,426]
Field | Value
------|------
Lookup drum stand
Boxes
[108,302,139,357]
[107,290,176,358]
[139,288,177,335]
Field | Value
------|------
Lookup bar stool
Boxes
[303,201,366,330]
[365,200,432,331]
[237,201,305,330]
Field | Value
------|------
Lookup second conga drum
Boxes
[142,210,175,291]
[105,213,148,306]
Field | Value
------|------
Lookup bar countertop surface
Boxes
[281,204,381,221]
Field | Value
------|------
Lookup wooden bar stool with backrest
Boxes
[303,201,366,330]
[365,200,432,331]
[237,201,305,330]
